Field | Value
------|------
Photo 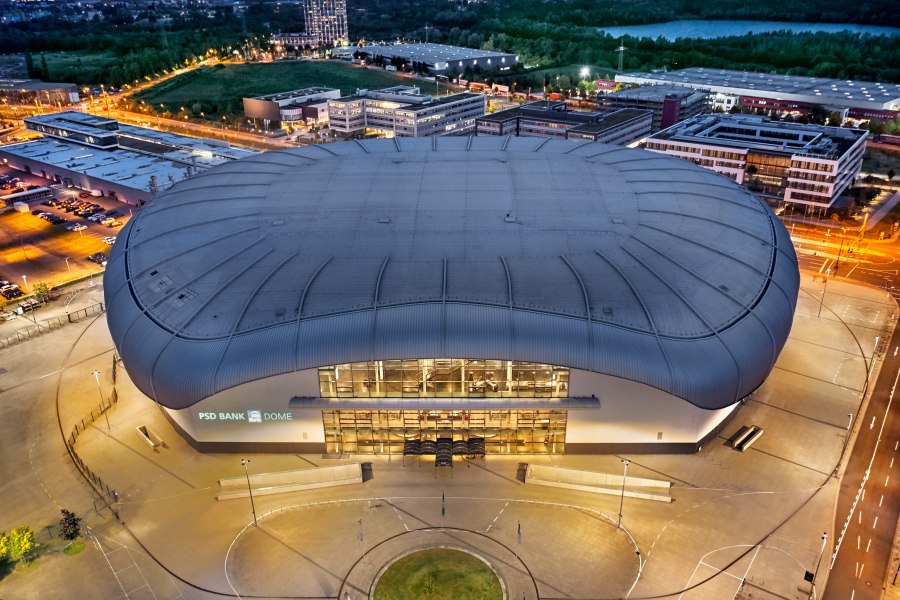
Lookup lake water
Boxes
[597,20,900,40]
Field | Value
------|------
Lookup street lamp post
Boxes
[241,459,258,526]
[91,369,110,431]
[64,257,70,271]
[21,274,28,291]
[835,228,846,270]
[617,459,630,528]
[807,531,827,599]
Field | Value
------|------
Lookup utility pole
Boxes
[617,38,627,73]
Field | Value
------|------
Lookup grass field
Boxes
[863,147,900,177]
[136,61,453,115]
[41,51,121,86]
[373,548,502,600]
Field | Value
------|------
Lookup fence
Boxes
[0,302,105,350]
[65,379,119,509]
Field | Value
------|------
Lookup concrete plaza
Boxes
[0,269,896,599]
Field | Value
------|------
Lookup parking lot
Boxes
[0,167,134,310]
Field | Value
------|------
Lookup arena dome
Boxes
[105,137,798,431]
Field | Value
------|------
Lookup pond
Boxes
[597,20,900,41]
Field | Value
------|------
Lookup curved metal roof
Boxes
[105,136,799,410]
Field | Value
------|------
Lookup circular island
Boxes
[373,548,503,600]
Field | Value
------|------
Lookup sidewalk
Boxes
[1,271,897,599]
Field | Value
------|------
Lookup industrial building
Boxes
[0,78,80,107]
[599,85,710,133]
[476,101,651,145]
[643,114,867,210]
[328,86,485,138]
[271,0,348,50]
[0,111,257,205]
[353,43,517,75]
[243,87,341,128]
[616,68,900,121]
[104,137,799,455]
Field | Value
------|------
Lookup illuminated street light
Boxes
[580,66,590,79]
[91,369,111,431]
[617,458,629,527]
[241,459,259,526]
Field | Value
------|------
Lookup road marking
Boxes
[873,516,879,529]
[857,535,860,549]
[871,416,877,429]
[856,562,861,577]
[859,510,863,524]
[895,440,898,451]
[862,488,866,501]
[886,476,891,486]
[891,458,895,468]
[866,539,871,553]
[895,346,899,357]
[881,495,885,507]
[851,589,855,599]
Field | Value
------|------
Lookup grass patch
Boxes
[41,51,121,86]
[136,61,453,116]
[62,541,86,556]
[373,548,502,600]
[863,147,900,176]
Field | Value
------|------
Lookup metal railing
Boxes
[0,302,105,350]
[66,385,119,507]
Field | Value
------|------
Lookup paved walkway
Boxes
[0,271,897,599]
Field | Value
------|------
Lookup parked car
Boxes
[88,252,108,265]
[105,220,122,228]
[70,224,87,231]
[103,236,117,245]
[79,192,90,198]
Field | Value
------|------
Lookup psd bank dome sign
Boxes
[198,410,293,422]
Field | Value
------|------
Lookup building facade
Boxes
[643,114,868,210]
[354,43,517,75]
[0,79,80,107]
[617,68,900,121]
[599,85,710,133]
[243,87,341,128]
[271,0,348,51]
[104,138,799,456]
[476,101,651,145]
[0,112,257,206]
[328,86,485,137]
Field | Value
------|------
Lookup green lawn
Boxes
[136,61,453,115]
[373,548,502,600]
[863,147,900,177]
[41,51,121,86]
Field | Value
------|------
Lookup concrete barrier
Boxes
[217,463,363,501]
[525,464,672,503]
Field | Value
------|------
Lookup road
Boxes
[798,224,900,598]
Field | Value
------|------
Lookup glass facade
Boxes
[318,359,570,399]
[322,409,568,455]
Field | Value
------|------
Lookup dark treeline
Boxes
[0,0,302,86]
[350,0,900,85]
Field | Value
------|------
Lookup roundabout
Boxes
[223,498,643,599]
[372,547,503,600]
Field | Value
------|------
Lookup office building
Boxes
[354,43,517,75]
[0,79,80,106]
[616,68,900,121]
[476,101,651,145]
[271,0,348,50]
[0,111,257,205]
[599,85,710,133]
[243,87,341,128]
[328,86,485,138]
[643,114,867,209]
[104,137,799,455]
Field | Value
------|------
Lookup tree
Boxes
[40,53,50,80]
[8,526,35,562]
[0,531,9,564]
[33,282,51,303]
[59,510,82,541]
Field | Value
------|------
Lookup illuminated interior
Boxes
[318,359,570,398]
